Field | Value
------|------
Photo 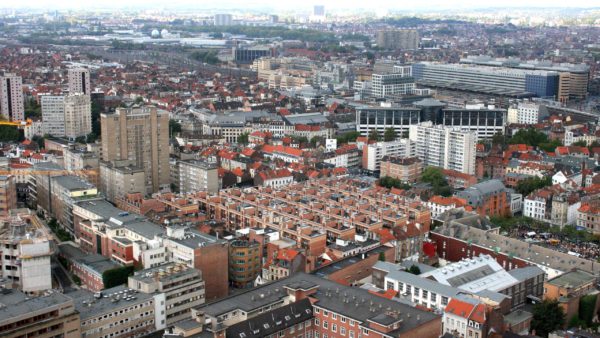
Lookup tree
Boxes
[237,132,249,145]
[408,265,421,275]
[383,128,397,142]
[336,131,360,145]
[0,125,22,142]
[102,266,135,289]
[169,119,182,136]
[421,167,452,197]
[515,176,552,196]
[579,294,597,326]
[378,252,386,261]
[368,129,380,142]
[379,176,411,190]
[24,98,41,119]
[508,128,562,152]
[531,299,565,337]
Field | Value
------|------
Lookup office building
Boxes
[101,106,170,195]
[58,242,119,292]
[68,67,91,96]
[128,263,205,325]
[0,175,16,217]
[0,73,24,121]
[214,13,232,26]
[0,289,80,338]
[356,106,421,138]
[228,239,261,288]
[179,160,219,194]
[413,62,560,98]
[71,285,166,338]
[376,29,419,50]
[512,102,543,125]
[371,69,416,98]
[439,106,506,140]
[460,56,589,101]
[409,121,476,175]
[232,46,273,64]
[0,213,53,293]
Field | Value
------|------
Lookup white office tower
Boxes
[409,121,476,175]
[64,93,92,139]
[68,68,91,96]
[516,102,541,125]
[371,66,415,98]
[0,73,24,121]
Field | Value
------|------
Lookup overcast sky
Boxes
[4,0,600,11]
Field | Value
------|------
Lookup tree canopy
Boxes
[379,176,411,190]
[368,129,380,142]
[508,128,562,152]
[102,266,135,289]
[421,167,452,197]
[531,299,565,337]
[515,176,552,196]
[336,131,360,145]
[383,128,397,142]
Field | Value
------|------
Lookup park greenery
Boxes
[47,218,73,242]
[0,125,22,143]
[383,128,397,142]
[189,50,219,65]
[237,132,249,145]
[508,128,562,152]
[421,167,452,197]
[336,131,360,145]
[515,176,552,196]
[102,266,135,289]
[378,176,411,190]
[531,300,565,337]
[368,129,380,142]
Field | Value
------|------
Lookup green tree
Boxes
[508,128,562,152]
[336,131,361,145]
[169,119,182,136]
[378,252,386,261]
[237,132,249,145]
[408,265,421,275]
[368,129,380,142]
[0,125,22,142]
[379,176,411,190]
[516,176,552,196]
[383,128,397,142]
[24,98,41,119]
[571,140,588,147]
[102,266,135,289]
[579,294,597,326]
[421,167,452,197]
[531,299,565,337]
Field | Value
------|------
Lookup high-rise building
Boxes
[409,121,476,175]
[0,73,24,121]
[41,93,91,139]
[371,66,415,98]
[228,239,261,288]
[68,67,91,96]
[313,5,325,16]
[63,93,92,139]
[376,29,419,50]
[41,95,66,136]
[100,106,170,195]
[214,13,232,26]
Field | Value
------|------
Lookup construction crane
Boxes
[0,119,33,127]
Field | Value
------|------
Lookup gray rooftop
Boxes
[283,113,329,125]
[456,179,507,207]
[52,175,96,191]
[507,266,545,282]
[0,289,74,324]
[59,242,119,274]
[68,284,154,320]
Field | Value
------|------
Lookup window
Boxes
[323,321,328,329]
[349,320,355,326]
[323,310,329,317]
[332,313,337,320]
[340,327,346,336]
[341,317,346,323]
[363,328,369,335]
[315,319,320,326]
[332,324,337,333]
[349,331,354,338]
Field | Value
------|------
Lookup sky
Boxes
[4,0,600,11]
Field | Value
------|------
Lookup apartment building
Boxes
[101,106,170,195]
[0,213,52,293]
[379,156,423,183]
[0,73,24,121]
[49,175,100,234]
[64,93,92,139]
[128,263,205,325]
[362,139,415,172]
[193,272,441,338]
[41,95,66,136]
[376,29,419,50]
[371,72,415,98]
[71,285,166,338]
[179,160,219,194]
[544,269,597,324]
[99,160,146,204]
[577,200,600,234]
[456,179,511,217]
[228,239,261,288]
[515,102,543,124]
[0,289,80,338]
[68,67,91,96]
[409,121,476,175]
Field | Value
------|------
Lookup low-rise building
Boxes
[179,160,219,194]
[0,289,81,338]
[128,262,205,325]
[71,285,166,338]
[58,242,119,292]
[380,156,423,183]
[544,269,598,324]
